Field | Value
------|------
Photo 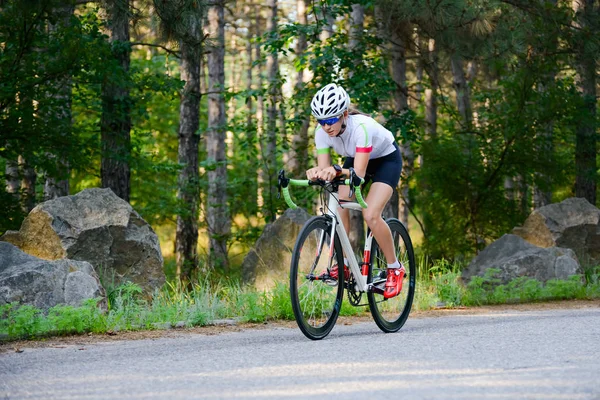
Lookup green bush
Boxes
[270,282,294,320]
[2,266,599,342]
[433,272,464,307]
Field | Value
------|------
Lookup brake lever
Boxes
[277,169,288,199]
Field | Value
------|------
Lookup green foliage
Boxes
[2,262,600,341]
[462,270,597,306]
[46,299,107,335]
[0,299,106,339]
[3,305,44,338]
[417,70,582,259]
[1,0,599,321]
[270,282,295,320]
[0,2,111,233]
[416,258,466,308]
[128,54,184,225]
[107,281,144,311]
[0,178,26,233]
[433,272,464,307]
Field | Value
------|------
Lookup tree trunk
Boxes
[227,34,238,158]
[255,5,266,214]
[533,8,558,209]
[414,30,424,107]
[347,4,366,250]
[5,160,20,197]
[101,0,131,202]
[450,53,473,129]
[425,38,438,140]
[320,8,335,41]
[287,0,309,178]
[175,31,201,284]
[245,5,254,130]
[44,3,74,200]
[390,27,408,226]
[349,4,364,50]
[244,5,259,207]
[263,0,279,222]
[19,155,36,213]
[572,0,597,205]
[206,0,230,270]
[17,92,36,213]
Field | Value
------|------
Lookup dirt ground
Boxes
[2,299,599,354]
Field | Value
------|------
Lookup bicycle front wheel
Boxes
[290,216,344,340]
[367,218,416,333]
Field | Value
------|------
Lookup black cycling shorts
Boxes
[342,142,402,189]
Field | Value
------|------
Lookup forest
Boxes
[1,0,598,284]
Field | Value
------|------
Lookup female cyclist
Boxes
[306,83,405,299]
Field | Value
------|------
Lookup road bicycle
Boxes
[278,169,416,340]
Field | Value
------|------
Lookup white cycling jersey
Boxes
[315,114,396,159]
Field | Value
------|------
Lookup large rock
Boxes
[462,234,581,285]
[0,242,106,310]
[242,208,311,290]
[512,197,600,267]
[1,188,164,293]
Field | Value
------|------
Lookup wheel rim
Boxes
[368,220,415,331]
[291,218,343,339]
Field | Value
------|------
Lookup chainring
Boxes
[346,274,363,306]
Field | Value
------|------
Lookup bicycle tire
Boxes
[290,215,344,340]
[367,218,416,333]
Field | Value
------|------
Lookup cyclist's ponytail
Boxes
[348,105,371,117]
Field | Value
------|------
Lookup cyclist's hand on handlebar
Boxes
[306,167,321,181]
[315,166,338,182]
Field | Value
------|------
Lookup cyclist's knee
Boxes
[362,209,382,228]
[338,186,351,201]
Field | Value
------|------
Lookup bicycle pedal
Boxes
[324,277,338,286]
[368,283,385,295]
[315,272,338,286]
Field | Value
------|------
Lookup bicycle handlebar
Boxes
[278,169,368,210]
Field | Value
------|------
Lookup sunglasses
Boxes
[317,115,342,126]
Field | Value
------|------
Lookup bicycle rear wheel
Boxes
[367,218,416,333]
[290,216,344,340]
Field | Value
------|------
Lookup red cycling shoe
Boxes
[318,264,350,284]
[383,265,406,299]
[329,264,350,280]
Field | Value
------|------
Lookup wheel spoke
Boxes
[290,216,344,340]
[367,218,415,333]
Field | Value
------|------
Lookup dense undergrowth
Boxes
[2,260,599,341]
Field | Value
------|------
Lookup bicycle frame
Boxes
[325,191,373,293]
[279,168,385,294]
[283,168,416,339]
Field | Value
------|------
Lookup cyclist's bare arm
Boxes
[350,152,369,180]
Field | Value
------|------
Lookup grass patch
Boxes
[2,260,599,342]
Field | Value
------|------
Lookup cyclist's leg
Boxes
[337,185,351,235]
[363,183,396,264]
[339,157,355,236]
[362,144,402,265]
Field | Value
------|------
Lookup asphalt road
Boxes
[1,305,599,400]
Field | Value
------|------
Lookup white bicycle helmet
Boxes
[310,83,350,119]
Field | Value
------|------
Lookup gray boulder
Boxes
[1,188,164,294]
[462,234,581,285]
[0,242,107,310]
[242,208,311,290]
[513,197,600,267]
